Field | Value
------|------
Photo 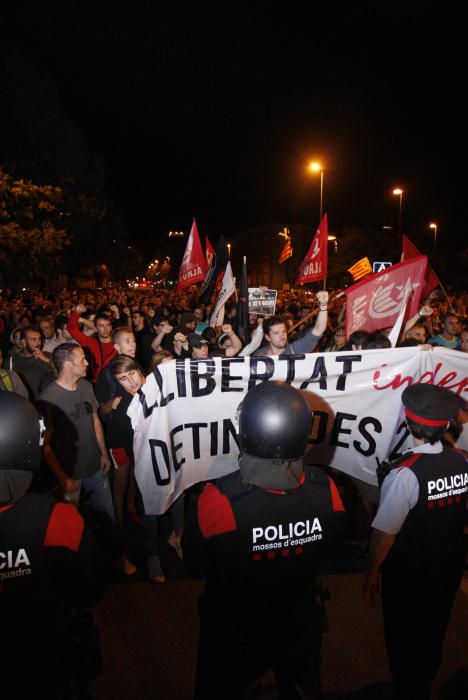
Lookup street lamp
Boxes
[392,188,404,241]
[227,243,231,257]
[429,222,438,252]
[328,233,338,253]
[309,161,324,222]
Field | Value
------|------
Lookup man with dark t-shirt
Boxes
[11,327,55,401]
[39,344,119,559]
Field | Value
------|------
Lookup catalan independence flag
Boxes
[348,257,372,281]
[278,239,293,264]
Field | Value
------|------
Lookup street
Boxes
[90,526,468,699]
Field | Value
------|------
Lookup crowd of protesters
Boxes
[0,281,467,695]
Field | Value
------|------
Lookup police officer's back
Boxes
[0,392,108,699]
[183,381,345,699]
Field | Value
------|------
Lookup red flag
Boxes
[295,214,328,285]
[176,218,207,292]
[402,235,441,295]
[278,239,293,264]
[344,255,428,337]
[205,236,215,268]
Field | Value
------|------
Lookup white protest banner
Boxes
[127,347,467,515]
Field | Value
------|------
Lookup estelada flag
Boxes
[344,255,428,337]
[295,214,328,285]
[176,218,207,292]
[348,257,372,281]
[278,239,293,264]
[401,235,441,295]
[205,236,215,268]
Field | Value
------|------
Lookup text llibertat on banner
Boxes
[127,347,467,514]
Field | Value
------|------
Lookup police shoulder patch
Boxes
[198,483,237,539]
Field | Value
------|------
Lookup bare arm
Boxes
[363,529,396,605]
[222,324,243,357]
[43,426,80,493]
[92,412,112,474]
[403,305,433,335]
[311,291,329,337]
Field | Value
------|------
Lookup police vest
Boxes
[389,447,468,564]
[0,492,56,606]
[197,466,344,592]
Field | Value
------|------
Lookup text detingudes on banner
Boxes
[128,347,467,514]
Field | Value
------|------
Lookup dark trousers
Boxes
[195,594,322,700]
[382,556,464,700]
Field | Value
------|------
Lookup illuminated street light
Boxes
[392,188,404,240]
[328,233,338,253]
[168,231,184,237]
[309,161,324,221]
[227,243,231,257]
[429,222,438,252]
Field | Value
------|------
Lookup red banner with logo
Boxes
[295,214,328,285]
[176,219,207,292]
[344,255,428,337]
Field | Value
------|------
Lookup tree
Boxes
[0,169,69,285]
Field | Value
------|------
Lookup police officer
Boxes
[183,381,345,699]
[364,384,468,699]
[0,392,108,699]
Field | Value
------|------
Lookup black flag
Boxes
[199,236,229,305]
[235,256,251,345]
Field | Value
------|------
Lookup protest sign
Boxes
[248,288,277,316]
[128,347,467,514]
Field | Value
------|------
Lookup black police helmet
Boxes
[238,381,311,461]
[0,393,42,471]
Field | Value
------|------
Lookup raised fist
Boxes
[419,305,433,317]
[316,290,329,307]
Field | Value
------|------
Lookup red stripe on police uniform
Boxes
[404,408,448,426]
[198,483,237,538]
[327,477,345,512]
[44,503,84,553]
[396,453,423,472]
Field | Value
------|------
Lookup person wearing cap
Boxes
[188,332,210,358]
[183,382,345,698]
[364,383,468,699]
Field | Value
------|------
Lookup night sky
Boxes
[1,4,466,258]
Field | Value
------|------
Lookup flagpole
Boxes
[437,281,455,313]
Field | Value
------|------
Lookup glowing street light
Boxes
[328,233,338,253]
[309,161,324,221]
[392,188,404,241]
[429,222,438,252]
[227,243,232,257]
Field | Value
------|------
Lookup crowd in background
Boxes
[0,282,467,580]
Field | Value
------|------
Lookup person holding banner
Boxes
[110,355,184,581]
[364,384,468,700]
[183,381,345,699]
[253,291,329,356]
